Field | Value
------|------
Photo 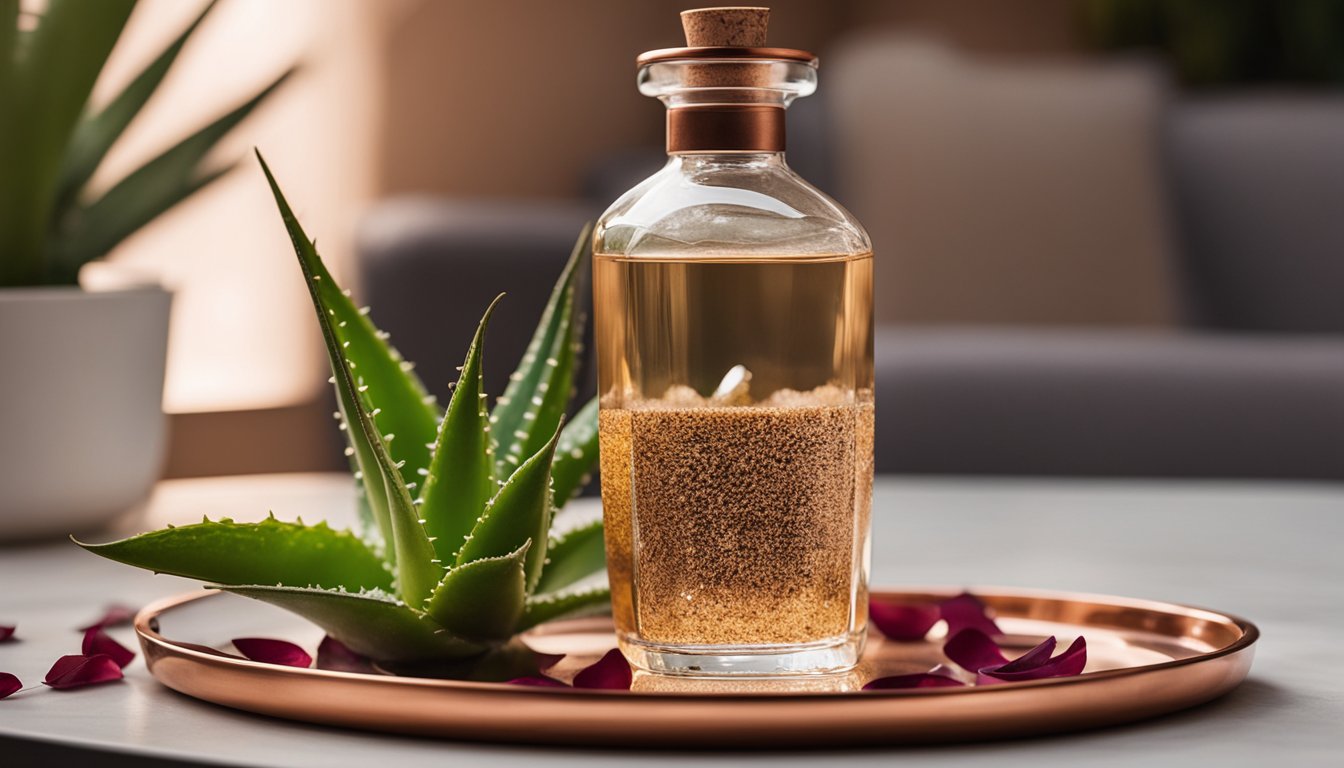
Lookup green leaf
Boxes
[76,517,391,591]
[536,517,604,594]
[54,0,218,220]
[419,295,501,564]
[256,154,438,542]
[380,443,442,606]
[518,584,611,631]
[216,585,485,663]
[424,541,528,641]
[258,153,441,605]
[0,0,135,286]
[550,397,599,505]
[491,223,590,476]
[49,68,295,278]
[456,424,561,595]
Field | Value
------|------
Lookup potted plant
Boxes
[0,0,289,538]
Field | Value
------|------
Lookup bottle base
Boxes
[618,630,865,677]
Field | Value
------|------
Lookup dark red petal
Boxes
[863,672,965,690]
[316,636,374,673]
[0,625,14,643]
[943,629,1008,672]
[993,636,1058,674]
[980,636,1087,685]
[507,675,569,687]
[77,604,136,632]
[0,672,21,699]
[44,654,124,689]
[939,593,1003,637]
[572,649,632,690]
[81,627,136,669]
[869,601,940,641]
[232,637,313,668]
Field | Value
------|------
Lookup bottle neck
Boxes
[671,152,786,170]
[666,105,785,155]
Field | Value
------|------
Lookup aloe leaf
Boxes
[257,156,437,515]
[54,0,218,219]
[550,397,599,505]
[50,68,294,278]
[216,585,485,662]
[424,541,528,642]
[536,517,605,594]
[259,153,441,604]
[76,517,390,591]
[419,295,501,564]
[518,584,612,631]
[0,0,134,286]
[382,469,442,606]
[457,425,561,594]
[491,223,590,476]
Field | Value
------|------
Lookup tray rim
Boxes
[134,584,1259,700]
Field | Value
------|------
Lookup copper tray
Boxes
[135,587,1257,747]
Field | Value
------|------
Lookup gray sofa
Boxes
[358,58,1344,481]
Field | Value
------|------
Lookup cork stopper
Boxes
[676,7,773,90]
[680,7,770,47]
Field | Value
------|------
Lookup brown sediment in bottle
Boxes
[599,387,874,646]
[598,407,635,636]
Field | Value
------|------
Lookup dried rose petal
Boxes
[943,629,1008,672]
[939,593,1003,637]
[993,636,1058,673]
[869,601,941,641]
[0,625,15,643]
[507,675,569,687]
[232,637,313,668]
[863,671,965,690]
[82,627,135,669]
[1,672,22,699]
[572,649,632,690]
[44,654,124,689]
[979,637,1086,685]
[316,636,374,674]
[944,629,1088,685]
[77,604,136,632]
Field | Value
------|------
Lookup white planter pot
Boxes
[0,285,171,539]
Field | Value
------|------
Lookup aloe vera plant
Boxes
[78,154,607,664]
[0,0,291,286]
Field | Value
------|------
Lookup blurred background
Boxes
[92,0,1344,482]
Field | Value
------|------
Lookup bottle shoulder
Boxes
[594,156,871,259]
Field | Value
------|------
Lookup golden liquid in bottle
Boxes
[593,252,874,649]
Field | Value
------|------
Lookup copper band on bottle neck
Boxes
[667,105,785,154]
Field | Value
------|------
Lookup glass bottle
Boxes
[593,7,873,676]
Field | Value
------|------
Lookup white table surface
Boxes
[1,473,1341,766]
